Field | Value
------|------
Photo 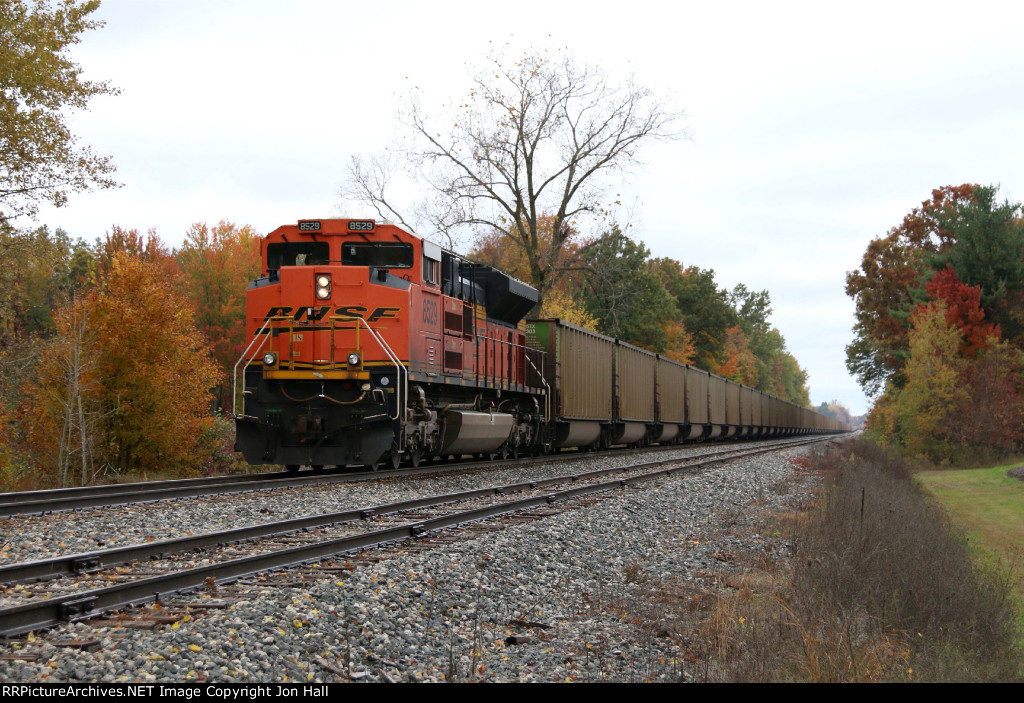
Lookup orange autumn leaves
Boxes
[7,221,260,486]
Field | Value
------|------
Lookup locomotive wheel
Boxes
[409,446,422,468]
[286,464,301,473]
[388,452,401,470]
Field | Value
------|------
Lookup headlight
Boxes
[347,352,361,366]
[315,274,331,299]
[262,351,278,366]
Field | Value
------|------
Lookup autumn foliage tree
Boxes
[928,186,1024,342]
[856,185,1024,460]
[921,266,1000,358]
[20,294,100,486]
[845,185,975,394]
[94,225,179,281]
[869,302,967,460]
[0,218,262,488]
[176,221,262,383]
[18,253,222,484]
[87,253,220,473]
[0,0,118,221]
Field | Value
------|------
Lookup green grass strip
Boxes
[917,462,1024,642]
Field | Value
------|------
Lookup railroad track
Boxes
[0,435,833,518]
[0,435,833,637]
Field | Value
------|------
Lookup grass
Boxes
[916,461,1024,641]
[916,463,1024,569]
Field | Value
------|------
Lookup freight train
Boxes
[233,218,849,471]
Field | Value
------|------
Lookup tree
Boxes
[345,47,684,310]
[0,224,93,349]
[729,283,772,335]
[870,302,967,460]
[846,184,1024,397]
[650,259,737,370]
[22,294,101,486]
[576,227,680,352]
[920,265,1000,358]
[175,221,262,383]
[928,186,1024,343]
[845,185,975,394]
[85,253,219,474]
[0,0,118,221]
[94,225,178,280]
[713,324,758,386]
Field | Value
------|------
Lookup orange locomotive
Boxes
[233,218,545,471]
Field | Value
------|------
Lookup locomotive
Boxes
[233,218,848,471]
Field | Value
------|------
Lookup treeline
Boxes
[0,222,261,489]
[471,218,811,406]
[815,401,858,428]
[846,184,1024,462]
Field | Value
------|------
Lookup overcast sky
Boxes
[30,0,1024,416]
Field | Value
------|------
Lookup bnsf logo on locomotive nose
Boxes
[263,306,400,322]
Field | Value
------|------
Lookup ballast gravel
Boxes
[0,444,828,683]
[0,442,787,565]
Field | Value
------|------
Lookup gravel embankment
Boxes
[0,444,827,683]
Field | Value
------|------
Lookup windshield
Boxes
[267,242,330,268]
[341,242,413,268]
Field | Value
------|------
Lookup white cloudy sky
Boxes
[31,0,1024,416]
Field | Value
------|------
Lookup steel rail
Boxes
[0,436,822,585]
[0,468,342,511]
[0,434,836,518]
[0,467,369,519]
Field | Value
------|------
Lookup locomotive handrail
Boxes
[347,315,407,424]
[523,350,551,422]
[232,315,406,423]
[475,334,546,391]
[232,317,273,417]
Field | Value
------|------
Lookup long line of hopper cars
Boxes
[233,219,850,471]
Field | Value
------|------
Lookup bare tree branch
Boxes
[342,46,688,310]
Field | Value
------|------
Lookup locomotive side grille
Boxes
[444,310,462,334]
[444,350,463,369]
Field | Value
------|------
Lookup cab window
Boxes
[341,242,413,268]
[267,242,330,269]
